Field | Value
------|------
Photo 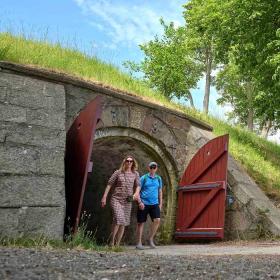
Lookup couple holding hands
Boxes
[101,155,163,249]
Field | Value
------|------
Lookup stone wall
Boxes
[64,83,213,243]
[0,70,66,239]
[225,156,280,239]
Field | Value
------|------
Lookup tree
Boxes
[124,19,203,107]
[183,0,222,114]
[215,63,258,131]
[187,0,280,132]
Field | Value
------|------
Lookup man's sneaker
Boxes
[136,244,145,250]
[149,240,156,249]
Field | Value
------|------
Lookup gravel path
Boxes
[1,246,280,280]
[130,242,280,256]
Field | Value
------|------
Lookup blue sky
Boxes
[1,1,279,143]
[0,0,235,118]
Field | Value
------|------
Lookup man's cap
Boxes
[148,161,158,167]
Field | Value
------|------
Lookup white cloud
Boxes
[73,0,185,47]
[89,21,105,31]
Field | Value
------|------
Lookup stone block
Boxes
[230,209,253,232]
[38,148,64,177]
[129,106,145,129]
[172,128,188,145]
[0,144,38,174]
[0,209,19,238]
[142,114,176,147]
[166,114,191,131]
[0,127,6,142]
[101,105,129,127]
[0,85,7,102]
[0,72,65,110]
[0,103,27,123]
[65,84,97,130]
[26,108,65,130]
[233,184,255,205]
[0,72,24,88]
[247,198,275,219]
[236,191,280,236]
[267,214,280,236]
[0,143,64,177]
[187,126,211,149]
[19,206,65,239]
[1,122,65,149]
[228,156,257,186]
[0,175,65,207]
[0,206,65,240]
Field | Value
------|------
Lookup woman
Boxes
[101,155,141,246]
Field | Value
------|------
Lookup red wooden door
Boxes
[65,96,103,234]
[175,134,229,239]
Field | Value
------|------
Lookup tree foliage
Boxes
[126,0,280,136]
[215,62,258,130]
[124,19,203,107]
[186,0,280,135]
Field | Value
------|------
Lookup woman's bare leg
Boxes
[115,225,125,246]
[110,223,119,246]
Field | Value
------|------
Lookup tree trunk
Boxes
[260,120,272,139]
[247,108,254,131]
[189,93,195,108]
[246,82,254,131]
[203,47,212,115]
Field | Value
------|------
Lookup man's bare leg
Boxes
[149,218,160,248]
[136,223,145,249]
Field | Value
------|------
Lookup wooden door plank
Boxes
[182,185,222,229]
[186,148,226,185]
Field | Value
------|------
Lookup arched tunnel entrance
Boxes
[81,128,178,244]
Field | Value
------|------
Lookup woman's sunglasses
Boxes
[150,165,157,169]
[126,159,134,163]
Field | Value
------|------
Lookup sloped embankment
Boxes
[0,32,279,203]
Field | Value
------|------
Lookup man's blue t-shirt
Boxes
[140,173,163,205]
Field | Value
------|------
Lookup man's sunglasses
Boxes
[150,165,157,169]
[126,159,134,163]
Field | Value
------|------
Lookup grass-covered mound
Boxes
[1,32,279,202]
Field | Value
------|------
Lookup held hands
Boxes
[133,192,140,202]
[138,201,145,210]
[133,192,144,210]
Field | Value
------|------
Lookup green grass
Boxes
[0,32,169,107]
[0,224,123,252]
[0,32,279,200]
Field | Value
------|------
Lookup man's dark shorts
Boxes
[137,204,160,223]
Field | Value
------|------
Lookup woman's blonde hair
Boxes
[119,155,138,172]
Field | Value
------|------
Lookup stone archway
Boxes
[82,127,178,244]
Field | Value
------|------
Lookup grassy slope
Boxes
[1,32,279,200]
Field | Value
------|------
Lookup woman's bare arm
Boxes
[101,185,111,207]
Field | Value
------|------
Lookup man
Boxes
[134,161,163,249]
